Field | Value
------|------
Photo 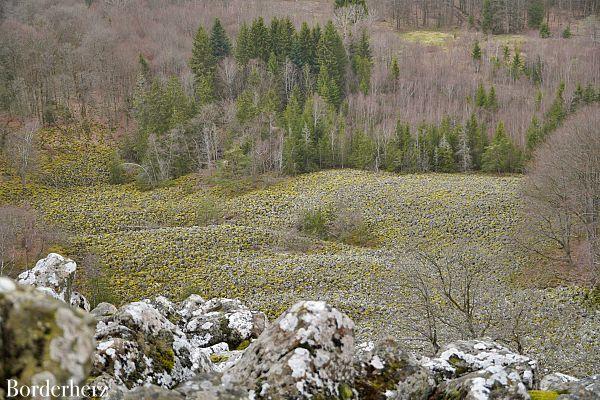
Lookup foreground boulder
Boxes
[92,300,212,389]
[422,339,538,400]
[355,338,435,399]
[223,301,355,399]
[17,252,90,311]
[0,277,96,397]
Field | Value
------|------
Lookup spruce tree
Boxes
[510,51,522,80]
[472,40,482,71]
[475,83,487,108]
[482,121,521,173]
[317,21,347,107]
[250,17,270,61]
[539,23,550,38]
[436,135,456,172]
[487,86,498,110]
[190,25,216,79]
[562,25,572,38]
[456,127,472,172]
[190,24,216,101]
[570,84,584,112]
[390,56,400,81]
[292,22,314,68]
[210,18,231,60]
[235,23,252,66]
[525,116,542,154]
[482,0,495,34]
[527,0,544,28]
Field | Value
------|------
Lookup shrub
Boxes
[297,208,331,239]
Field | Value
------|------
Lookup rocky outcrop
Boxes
[0,276,96,398]
[540,372,579,391]
[17,252,90,311]
[422,339,538,400]
[4,253,596,400]
[556,375,600,399]
[90,294,268,390]
[223,300,356,399]
[354,338,435,399]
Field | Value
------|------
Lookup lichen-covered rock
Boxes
[0,277,96,395]
[432,366,531,400]
[422,339,537,389]
[17,253,90,311]
[91,302,118,319]
[223,301,355,399]
[198,342,244,373]
[105,384,185,400]
[92,301,212,389]
[146,296,181,325]
[182,297,267,349]
[540,373,579,391]
[176,372,250,399]
[556,375,600,399]
[355,338,435,399]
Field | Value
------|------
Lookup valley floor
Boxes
[1,169,598,375]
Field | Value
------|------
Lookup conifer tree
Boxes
[570,84,584,112]
[525,116,542,154]
[527,0,544,28]
[456,127,473,172]
[539,23,550,38]
[472,40,482,72]
[190,25,216,79]
[235,23,252,66]
[190,25,216,101]
[482,0,497,34]
[475,83,487,107]
[436,135,456,172]
[510,51,522,80]
[210,18,231,60]
[562,25,572,38]
[487,86,498,110]
[317,21,347,107]
[250,17,270,61]
[482,121,521,173]
[390,56,400,81]
[292,22,314,68]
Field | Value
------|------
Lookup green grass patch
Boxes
[399,31,454,46]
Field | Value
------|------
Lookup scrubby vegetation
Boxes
[0,0,598,381]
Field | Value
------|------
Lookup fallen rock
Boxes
[91,302,119,318]
[92,301,212,389]
[432,366,531,400]
[355,338,435,400]
[105,384,185,400]
[0,277,96,396]
[422,339,537,389]
[223,300,355,399]
[540,372,579,391]
[17,253,90,311]
[557,375,600,399]
[176,372,250,399]
[182,297,267,349]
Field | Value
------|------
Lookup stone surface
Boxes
[422,339,537,389]
[92,301,211,389]
[432,367,531,399]
[17,252,90,311]
[355,338,435,400]
[556,375,600,399]
[223,300,355,399]
[540,372,579,391]
[182,297,267,349]
[0,277,96,396]
[176,373,250,399]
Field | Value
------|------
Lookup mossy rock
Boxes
[529,390,560,400]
